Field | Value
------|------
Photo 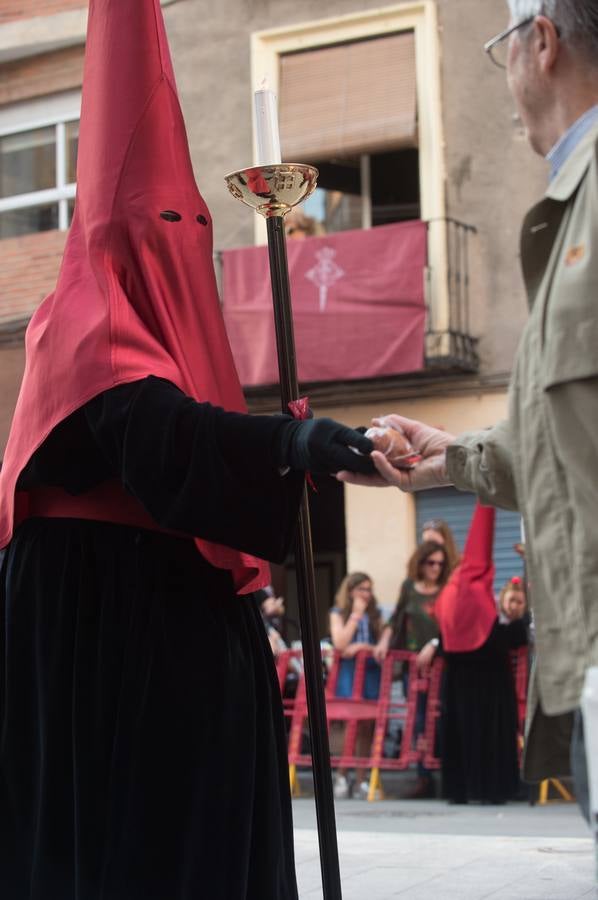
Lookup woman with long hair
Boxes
[433,504,528,805]
[375,541,449,797]
[421,518,460,573]
[376,541,449,660]
[329,572,382,798]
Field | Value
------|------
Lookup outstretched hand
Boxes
[286,417,375,475]
[336,414,456,492]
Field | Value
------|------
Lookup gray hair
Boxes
[507,1,598,60]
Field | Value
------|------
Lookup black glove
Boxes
[278,417,375,475]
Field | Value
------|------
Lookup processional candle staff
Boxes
[254,81,282,166]
[225,85,343,900]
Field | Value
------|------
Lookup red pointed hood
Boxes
[0,0,269,593]
[434,503,498,652]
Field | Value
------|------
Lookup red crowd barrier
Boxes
[278,645,530,800]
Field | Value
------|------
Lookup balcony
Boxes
[218,216,478,408]
[424,217,479,373]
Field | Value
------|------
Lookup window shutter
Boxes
[279,31,417,162]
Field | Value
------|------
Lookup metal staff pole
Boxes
[225,163,342,900]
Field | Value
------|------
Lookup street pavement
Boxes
[292,794,596,898]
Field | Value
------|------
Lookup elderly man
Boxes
[341,0,598,820]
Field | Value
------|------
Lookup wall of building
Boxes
[0,0,84,23]
[0,231,67,451]
[0,346,25,457]
[436,0,547,377]
[0,230,66,326]
[0,0,548,384]
[163,0,548,383]
[0,0,538,593]
[0,44,83,103]
[322,388,509,609]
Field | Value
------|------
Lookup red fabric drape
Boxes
[435,503,498,653]
[222,221,427,386]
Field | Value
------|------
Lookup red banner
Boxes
[222,220,427,386]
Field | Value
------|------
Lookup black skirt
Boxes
[440,621,527,804]
[0,519,298,900]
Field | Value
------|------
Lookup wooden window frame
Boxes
[251,2,450,338]
[0,90,81,235]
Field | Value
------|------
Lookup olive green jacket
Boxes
[446,124,598,781]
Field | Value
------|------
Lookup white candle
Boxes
[254,82,282,166]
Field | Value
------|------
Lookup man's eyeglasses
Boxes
[484,16,535,69]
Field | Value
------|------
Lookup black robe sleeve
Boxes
[19,376,304,563]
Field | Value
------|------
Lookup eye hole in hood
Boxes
[196,214,208,226]
[160,210,182,222]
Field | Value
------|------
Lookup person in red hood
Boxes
[0,2,374,897]
[429,503,528,805]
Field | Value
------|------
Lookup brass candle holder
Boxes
[225,162,318,218]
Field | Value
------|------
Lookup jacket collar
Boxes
[546,122,598,202]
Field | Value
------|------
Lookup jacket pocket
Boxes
[543,314,598,389]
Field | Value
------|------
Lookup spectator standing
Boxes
[431,503,528,804]
[376,542,449,659]
[375,542,450,797]
[284,210,326,240]
[329,572,382,798]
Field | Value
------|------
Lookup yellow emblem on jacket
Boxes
[565,243,585,266]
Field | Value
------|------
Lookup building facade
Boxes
[0,0,547,628]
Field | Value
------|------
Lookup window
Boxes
[252,5,449,337]
[0,92,80,240]
[303,148,420,233]
[278,31,420,234]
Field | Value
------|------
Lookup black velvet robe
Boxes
[441,619,528,805]
[0,376,304,900]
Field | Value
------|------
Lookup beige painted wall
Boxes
[163,0,548,382]
[317,389,509,612]
[0,345,25,457]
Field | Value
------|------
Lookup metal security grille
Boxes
[415,487,523,594]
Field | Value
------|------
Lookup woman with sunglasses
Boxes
[421,519,460,573]
[375,541,449,797]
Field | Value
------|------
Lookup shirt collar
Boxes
[546,104,598,180]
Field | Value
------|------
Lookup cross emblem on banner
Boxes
[305,247,345,312]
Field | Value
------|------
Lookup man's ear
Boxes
[534,14,560,73]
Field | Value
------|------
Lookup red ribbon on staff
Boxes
[288,397,317,492]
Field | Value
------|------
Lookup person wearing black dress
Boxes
[0,2,374,898]
[429,503,528,805]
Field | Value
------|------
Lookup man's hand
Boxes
[336,414,456,492]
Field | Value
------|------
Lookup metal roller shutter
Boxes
[415,487,523,594]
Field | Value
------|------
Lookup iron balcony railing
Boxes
[214,215,480,382]
[424,217,479,373]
